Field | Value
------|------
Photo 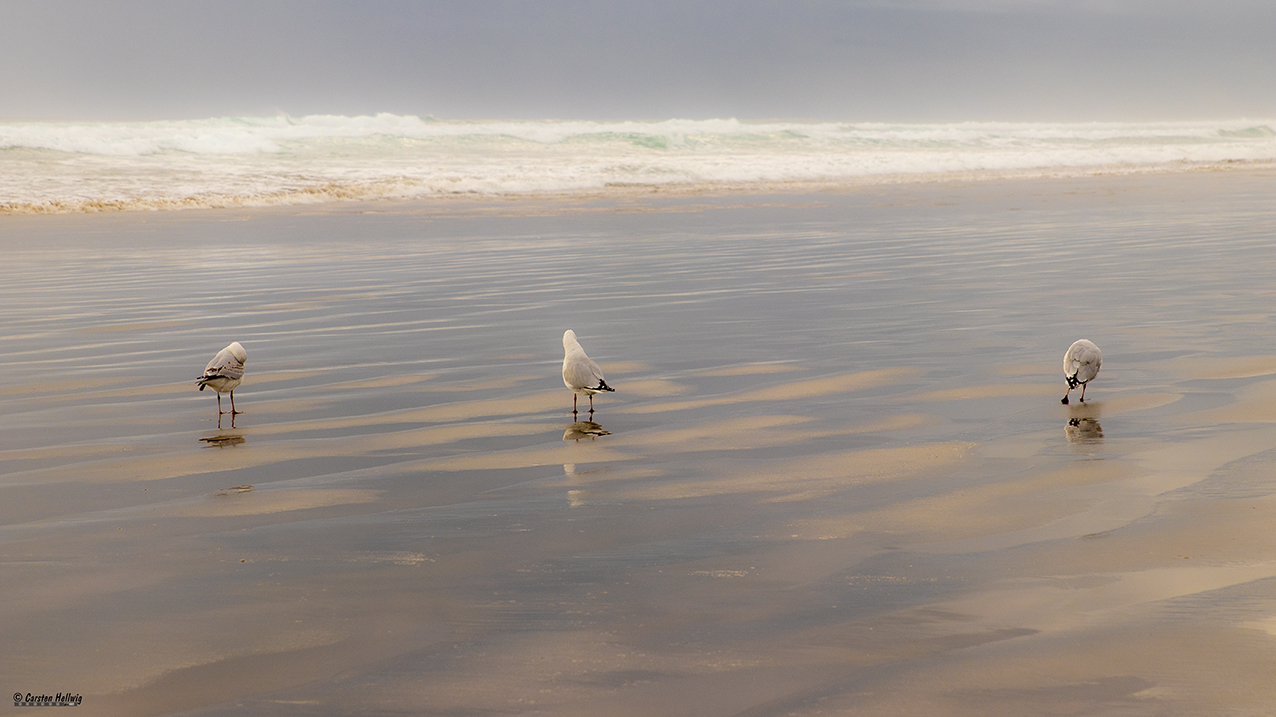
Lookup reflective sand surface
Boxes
[3,169,1276,715]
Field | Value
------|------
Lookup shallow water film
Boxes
[3,170,1276,715]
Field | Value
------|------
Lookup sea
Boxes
[2,114,1274,213]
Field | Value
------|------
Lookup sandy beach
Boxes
[3,167,1276,715]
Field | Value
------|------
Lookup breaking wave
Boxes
[3,114,1274,213]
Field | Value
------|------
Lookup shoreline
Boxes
[3,158,1272,217]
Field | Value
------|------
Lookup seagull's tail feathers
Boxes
[197,373,229,389]
[595,379,616,393]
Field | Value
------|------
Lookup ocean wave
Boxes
[2,115,1274,213]
[5,114,1274,155]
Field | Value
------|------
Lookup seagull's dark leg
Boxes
[230,390,240,415]
[217,392,224,414]
[589,394,595,411]
[1079,383,1087,403]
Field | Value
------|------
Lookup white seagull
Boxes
[562,330,615,413]
[1061,339,1101,405]
[197,341,247,414]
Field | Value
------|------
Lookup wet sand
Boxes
[3,168,1276,715]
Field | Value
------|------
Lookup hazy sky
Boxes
[2,0,1272,122]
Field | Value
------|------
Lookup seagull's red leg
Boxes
[1079,384,1087,403]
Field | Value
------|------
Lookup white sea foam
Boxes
[2,115,1274,213]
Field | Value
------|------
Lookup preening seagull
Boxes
[562,330,614,413]
[1061,339,1101,405]
[197,341,247,414]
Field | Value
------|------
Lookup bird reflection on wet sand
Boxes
[1065,402,1104,444]
[1066,417,1104,444]
[213,485,254,496]
[200,432,246,448]
[563,420,611,442]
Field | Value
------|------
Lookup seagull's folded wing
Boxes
[205,351,245,380]
[564,356,604,389]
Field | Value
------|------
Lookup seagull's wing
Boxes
[203,347,245,381]
[1065,353,1081,379]
[563,352,607,390]
[1073,346,1100,384]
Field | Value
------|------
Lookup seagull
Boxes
[562,330,614,414]
[197,341,247,414]
[1061,339,1101,405]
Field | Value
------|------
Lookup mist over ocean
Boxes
[3,114,1274,213]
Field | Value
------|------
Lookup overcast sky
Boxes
[2,0,1272,122]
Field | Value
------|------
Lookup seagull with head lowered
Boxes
[562,330,614,414]
[1061,339,1101,405]
[197,341,247,414]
